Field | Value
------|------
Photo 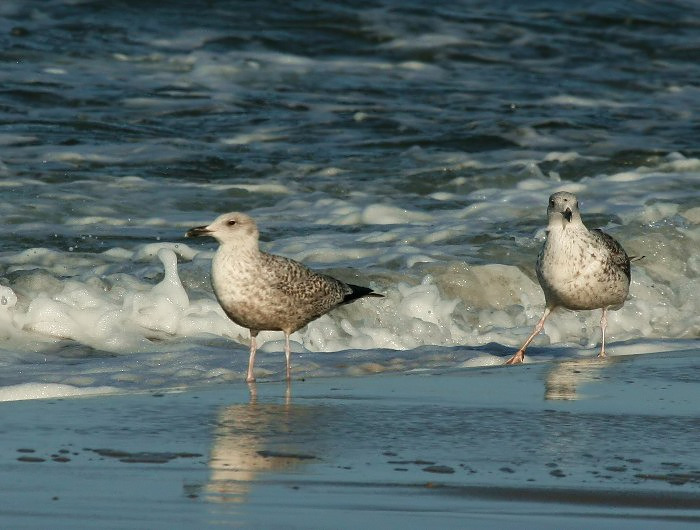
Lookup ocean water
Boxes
[0,0,698,400]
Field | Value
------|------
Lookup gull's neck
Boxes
[217,237,260,260]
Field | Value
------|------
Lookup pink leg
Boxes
[598,307,608,358]
[505,306,553,365]
[284,332,292,381]
[246,332,258,383]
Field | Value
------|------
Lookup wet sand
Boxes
[2,347,700,528]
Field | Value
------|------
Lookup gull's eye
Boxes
[227,219,237,226]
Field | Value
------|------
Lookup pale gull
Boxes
[186,212,383,382]
[505,191,633,365]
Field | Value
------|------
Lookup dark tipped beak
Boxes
[185,225,212,238]
[563,208,572,222]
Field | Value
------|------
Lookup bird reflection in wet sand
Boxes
[544,358,611,401]
[205,384,319,503]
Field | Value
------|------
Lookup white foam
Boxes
[384,34,464,50]
[682,207,700,224]
[0,383,117,402]
[361,204,433,225]
[0,134,38,146]
[2,187,696,365]
[544,95,630,108]
[0,148,695,392]
[220,130,287,146]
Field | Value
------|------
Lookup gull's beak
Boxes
[185,225,212,238]
[563,208,572,222]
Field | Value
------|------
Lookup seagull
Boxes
[505,191,633,365]
[186,212,383,382]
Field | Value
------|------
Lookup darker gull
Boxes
[505,191,633,365]
[186,212,383,382]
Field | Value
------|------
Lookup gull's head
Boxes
[547,191,581,228]
[185,212,259,246]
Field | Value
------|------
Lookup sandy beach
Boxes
[2,347,699,529]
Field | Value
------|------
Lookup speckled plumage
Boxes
[212,247,363,333]
[186,212,382,382]
[505,191,632,365]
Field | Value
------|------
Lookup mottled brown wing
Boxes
[260,252,350,309]
[590,229,631,281]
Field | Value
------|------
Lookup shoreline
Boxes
[1,347,699,528]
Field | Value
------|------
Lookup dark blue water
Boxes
[2,0,698,181]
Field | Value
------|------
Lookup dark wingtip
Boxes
[343,284,384,304]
